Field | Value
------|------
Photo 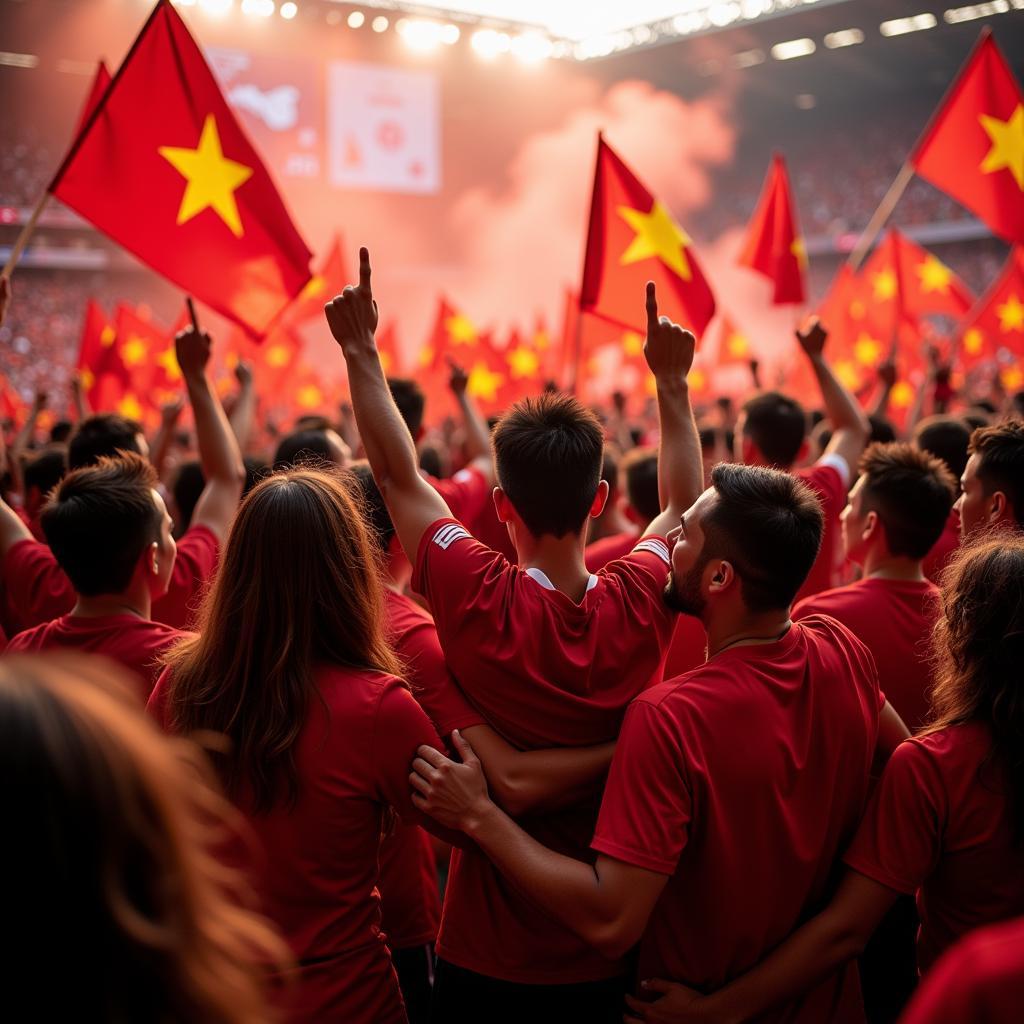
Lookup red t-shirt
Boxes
[592,616,881,1021]
[899,915,1024,1024]
[844,722,1024,974]
[149,664,443,1024]
[794,458,849,604]
[425,466,489,528]
[7,613,183,699]
[584,529,640,572]
[923,510,960,586]
[795,576,940,732]
[1,525,219,634]
[662,615,707,679]
[412,519,676,984]
[377,821,440,951]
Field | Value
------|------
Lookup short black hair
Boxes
[621,447,661,524]
[857,442,957,559]
[41,453,162,596]
[868,415,896,445]
[418,445,443,479]
[388,378,425,437]
[971,420,1024,527]
[24,447,67,500]
[349,461,394,551]
[741,391,806,468]
[493,392,604,538]
[914,415,971,481]
[700,463,824,612]
[67,414,143,470]
[274,429,333,469]
[601,447,620,495]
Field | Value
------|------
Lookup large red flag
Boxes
[738,154,807,305]
[580,136,715,337]
[911,31,1024,244]
[50,0,312,335]
[76,300,117,396]
[958,246,1024,368]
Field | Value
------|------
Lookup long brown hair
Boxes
[164,468,401,813]
[926,535,1024,842]
[1,653,288,1023]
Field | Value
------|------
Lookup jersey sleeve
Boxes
[152,525,220,630]
[598,536,677,654]
[801,460,848,518]
[2,539,74,633]
[843,738,945,894]
[426,467,490,526]
[400,615,486,736]
[591,697,691,875]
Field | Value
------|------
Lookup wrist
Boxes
[654,375,690,395]
[463,796,502,841]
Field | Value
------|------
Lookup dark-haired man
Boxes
[68,412,148,470]
[327,250,701,1020]
[412,459,910,1023]
[6,452,182,697]
[956,419,1024,537]
[737,319,870,601]
[0,326,243,633]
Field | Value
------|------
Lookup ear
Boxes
[492,486,513,525]
[990,490,1009,524]
[589,479,610,519]
[862,509,881,544]
[148,540,160,575]
[706,559,737,596]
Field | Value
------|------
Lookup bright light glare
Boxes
[241,0,274,16]
[372,15,389,32]
[347,10,365,28]
[171,0,198,7]
[280,1,297,19]
[824,28,864,48]
[770,38,816,60]
[398,18,446,51]
[471,29,511,59]
[441,23,461,44]
[944,1,1009,21]
[879,13,938,36]
[198,0,232,15]
[511,32,553,63]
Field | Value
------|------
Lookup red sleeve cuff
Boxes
[590,836,677,876]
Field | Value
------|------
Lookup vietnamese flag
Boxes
[958,246,1024,366]
[738,154,807,305]
[375,319,403,377]
[911,30,1024,244]
[714,313,757,368]
[419,297,482,372]
[580,136,715,337]
[74,62,112,137]
[76,300,118,397]
[49,0,312,336]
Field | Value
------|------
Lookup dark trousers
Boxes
[395,943,435,1024]
[429,958,627,1024]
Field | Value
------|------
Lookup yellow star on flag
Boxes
[1001,365,1024,390]
[997,294,1024,332]
[100,325,116,347]
[418,346,434,369]
[80,367,95,391]
[979,104,1024,191]
[297,384,323,409]
[467,362,504,403]
[916,255,953,294]
[617,201,693,280]
[118,394,144,420]
[891,381,915,409]
[849,299,868,321]
[507,346,540,379]
[159,114,254,239]
[835,361,862,391]
[445,314,478,346]
[299,274,326,300]
[963,327,986,355]
[121,336,149,367]
[155,347,181,382]
[854,333,883,366]
[872,269,898,301]
[688,368,707,392]
[790,237,808,270]
[726,333,749,359]
[532,330,550,351]
[266,343,291,369]
[622,331,644,358]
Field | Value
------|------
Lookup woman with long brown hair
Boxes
[2,653,285,1024]
[150,468,445,1024]
[621,536,1024,1024]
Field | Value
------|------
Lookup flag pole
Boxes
[1,191,48,279]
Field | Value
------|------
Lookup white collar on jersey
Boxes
[524,567,599,594]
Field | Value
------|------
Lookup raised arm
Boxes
[325,248,450,560]
[176,327,245,543]
[643,282,703,540]
[70,372,89,421]
[797,317,870,473]
[869,357,896,421]
[0,432,32,556]
[149,397,184,480]
[9,390,46,499]
[448,358,496,484]
[228,360,257,451]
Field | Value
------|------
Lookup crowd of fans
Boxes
[1,245,1023,1024]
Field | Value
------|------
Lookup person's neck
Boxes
[859,549,925,583]
[71,589,151,621]
[706,609,793,659]
[517,532,591,602]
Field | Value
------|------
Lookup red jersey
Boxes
[149,665,443,1024]
[412,519,676,983]
[844,722,1024,973]
[425,466,489,527]
[795,576,940,732]
[663,614,707,679]
[378,821,440,951]
[899,915,1024,1024]
[1,525,219,634]
[7,613,183,698]
[922,510,960,586]
[794,457,850,603]
[592,617,881,1022]
[585,529,640,572]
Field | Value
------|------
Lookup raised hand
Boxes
[448,358,469,397]
[410,729,492,831]
[31,389,48,412]
[234,359,254,388]
[644,282,695,382]
[796,316,828,359]
[325,247,379,357]
[160,396,185,425]
[174,325,212,379]
[877,357,897,389]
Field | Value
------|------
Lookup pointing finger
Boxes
[645,281,658,332]
[359,246,372,295]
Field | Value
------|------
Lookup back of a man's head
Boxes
[493,392,604,538]
[388,378,426,438]
[702,463,824,611]
[858,442,957,559]
[913,415,971,481]
[24,447,67,502]
[349,461,394,552]
[621,447,661,525]
[68,414,143,470]
[970,419,1024,528]
[274,429,334,469]
[41,453,161,596]
[740,391,806,468]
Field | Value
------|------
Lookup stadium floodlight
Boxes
[347,10,365,28]
[770,38,816,61]
[824,28,865,48]
[371,15,389,31]
[879,13,938,36]
[398,18,446,51]
[511,32,554,64]
[944,1,1010,22]
[198,0,233,15]
[241,0,275,16]
[280,1,298,18]
[733,48,765,68]
[471,29,511,60]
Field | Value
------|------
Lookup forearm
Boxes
[808,355,868,436]
[149,420,175,478]
[0,494,32,556]
[656,377,702,514]
[869,383,891,420]
[10,410,39,496]
[456,391,491,462]
[229,383,257,450]
[184,371,244,485]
